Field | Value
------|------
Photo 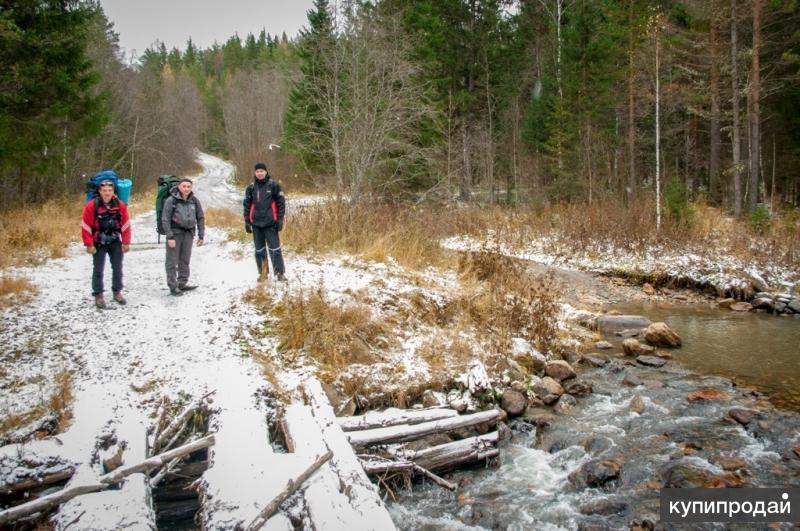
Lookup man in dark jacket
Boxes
[162,178,205,295]
[243,162,286,281]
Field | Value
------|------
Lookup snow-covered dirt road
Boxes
[0,153,292,527]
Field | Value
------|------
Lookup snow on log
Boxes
[302,378,397,530]
[0,467,75,495]
[0,435,215,525]
[337,407,458,432]
[347,409,501,449]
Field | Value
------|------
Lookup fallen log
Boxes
[0,467,75,495]
[361,433,499,476]
[347,409,502,448]
[153,392,213,453]
[150,397,169,451]
[150,456,181,487]
[397,431,499,472]
[245,451,333,531]
[359,459,456,492]
[338,408,458,432]
[412,464,457,491]
[303,378,397,530]
[0,435,215,525]
[360,460,415,475]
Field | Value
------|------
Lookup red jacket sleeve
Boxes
[119,202,132,245]
[81,201,95,246]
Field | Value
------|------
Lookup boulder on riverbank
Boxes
[531,376,564,405]
[643,322,682,348]
[545,360,576,382]
[500,390,527,417]
[622,338,641,356]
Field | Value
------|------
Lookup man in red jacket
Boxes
[81,180,132,308]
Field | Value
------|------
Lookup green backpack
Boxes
[155,175,181,237]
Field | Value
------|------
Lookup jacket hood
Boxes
[170,186,194,200]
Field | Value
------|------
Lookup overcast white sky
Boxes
[99,0,314,59]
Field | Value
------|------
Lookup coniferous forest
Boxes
[1,0,799,218]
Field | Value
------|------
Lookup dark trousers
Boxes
[252,226,285,276]
[92,240,123,295]
[165,230,194,290]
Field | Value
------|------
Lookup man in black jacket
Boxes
[243,162,286,281]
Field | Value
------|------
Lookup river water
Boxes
[388,305,800,530]
[612,303,800,411]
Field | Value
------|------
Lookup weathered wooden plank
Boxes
[245,451,332,531]
[338,407,458,432]
[282,404,378,530]
[303,378,397,531]
[347,409,501,448]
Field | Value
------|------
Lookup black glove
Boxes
[276,220,283,232]
[245,222,252,234]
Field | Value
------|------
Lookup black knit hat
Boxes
[254,162,268,171]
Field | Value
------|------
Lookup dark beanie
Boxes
[254,162,268,171]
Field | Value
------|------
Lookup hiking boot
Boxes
[95,294,106,309]
[170,288,183,296]
[178,284,197,291]
[113,292,127,305]
[276,273,287,282]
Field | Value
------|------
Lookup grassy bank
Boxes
[277,199,799,274]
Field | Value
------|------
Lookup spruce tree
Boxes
[0,0,106,202]
[284,0,335,172]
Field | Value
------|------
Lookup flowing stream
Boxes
[388,305,800,530]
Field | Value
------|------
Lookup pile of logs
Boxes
[340,406,502,491]
[285,380,503,499]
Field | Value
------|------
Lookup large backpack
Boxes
[85,170,119,202]
[155,175,181,235]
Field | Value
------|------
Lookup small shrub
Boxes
[664,178,694,226]
[749,204,772,234]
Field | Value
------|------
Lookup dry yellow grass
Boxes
[0,275,38,310]
[49,369,74,433]
[125,187,157,217]
[0,368,74,440]
[0,199,85,269]
[273,288,391,376]
[205,206,249,243]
